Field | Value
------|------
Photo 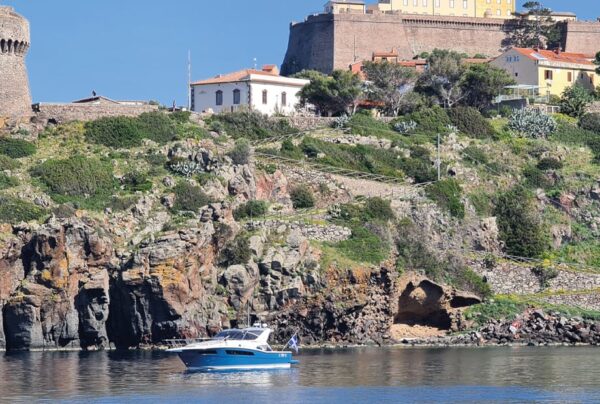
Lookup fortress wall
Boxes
[333,14,513,70]
[281,14,335,75]
[34,103,159,125]
[563,21,600,56]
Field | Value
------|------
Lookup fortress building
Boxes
[0,6,32,121]
[373,0,515,19]
[281,5,600,76]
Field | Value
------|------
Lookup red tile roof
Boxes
[191,68,279,86]
[512,48,593,65]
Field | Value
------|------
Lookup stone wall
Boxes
[0,6,32,120]
[246,220,351,243]
[563,20,600,56]
[284,116,337,131]
[34,103,159,124]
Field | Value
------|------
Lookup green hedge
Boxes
[137,111,177,144]
[31,156,115,207]
[0,195,47,224]
[85,116,143,148]
[0,138,36,158]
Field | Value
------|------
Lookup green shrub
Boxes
[137,111,177,144]
[107,195,138,212]
[537,157,563,171]
[32,156,115,207]
[290,185,315,209]
[447,107,496,139]
[0,173,19,190]
[228,139,251,165]
[462,145,489,165]
[85,116,143,148]
[219,234,252,266]
[579,113,600,133]
[348,112,391,137]
[363,197,394,221]
[494,187,547,258]
[333,226,389,264]
[208,111,296,140]
[233,200,268,220]
[426,179,465,219]
[522,165,557,190]
[560,84,594,118]
[0,195,47,224]
[469,191,493,217]
[452,267,493,298]
[172,181,211,212]
[398,106,452,135]
[0,155,20,171]
[0,138,36,158]
[169,111,191,124]
[531,265,559,289]
[122,171,153,192]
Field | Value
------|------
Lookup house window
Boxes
[403,0,408,6]
[435,0,440,7]
[190,88,195,110]
[567,72,572,82]
[233,89,241,105]
[216,90,223,106]
[450,0,455,8]
[515,72,519,77]
[262,90,268,105]
[496,9,501,15]
[423,0,427,7]
[281,92,287,107]
[463,0,468,9]
[544,70,553,80]
[413,0,417,6]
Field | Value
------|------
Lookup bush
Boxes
[579,113,600,133]
[290,185,315,209]
[208,111,296,140]
[363,197,394,221]
[233,200,268,220]
[537,157,563,171]
[348,112,391,137]
[462,145,489,165]
[399,106,452,135]
[137,112,177,144]
[0,138,36,158]
[84,116,143,148]
[550,123,600,163]
[122,171,153,192]
[172,181,211,213]
[508,109,557,139]
[333,226,389,264]
[531,265,559,289]
[494,187,547,258]
[522,165,553,189]
[169,111,191,124]
[228,139,251,165]
[219,234,252,266]
[0,195,47,224]
[32,156,115,205]
[560,84,594,118]
[426,179,465,219]
[0,155,20,171]
[447,107,496,139]
[0,173,19,190]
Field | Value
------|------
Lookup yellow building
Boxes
[325,0,366,14]
[374,0,515,18]
[491,48,598,97]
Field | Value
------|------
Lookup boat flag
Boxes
[287,334,299,353]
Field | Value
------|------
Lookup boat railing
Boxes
[163,338,211,348]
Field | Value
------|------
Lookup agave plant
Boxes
[508,108,557,139]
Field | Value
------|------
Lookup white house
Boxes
[190,65,309,116]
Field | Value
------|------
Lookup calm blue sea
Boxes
[1,346,599,403]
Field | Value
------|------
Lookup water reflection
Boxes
[1,346,599,401]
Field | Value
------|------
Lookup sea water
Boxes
[1,346,599,403]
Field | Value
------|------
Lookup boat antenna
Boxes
[247,300,251,328]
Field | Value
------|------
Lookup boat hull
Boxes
[176,348,294,371]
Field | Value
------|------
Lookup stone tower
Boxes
[0,6,32,120]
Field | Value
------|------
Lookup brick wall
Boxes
[34,103,159,124]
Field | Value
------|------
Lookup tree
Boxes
[295,70,363,116]
[461,64,516,110]
[559,84,595,118]
[506,2,561,49]
[494,187,547,258]
[416,49,467,108]
[594,51,600,75]
[362,61,417,116]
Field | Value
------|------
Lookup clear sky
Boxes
[3,0,598,105]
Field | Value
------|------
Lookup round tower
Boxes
[0,6,32,120]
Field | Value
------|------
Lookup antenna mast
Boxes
[187,50,192,111]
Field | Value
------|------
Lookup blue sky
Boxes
[3,0,598,105]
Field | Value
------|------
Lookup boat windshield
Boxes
[214,329,263,341]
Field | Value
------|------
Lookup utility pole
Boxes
[187,50,192,111]
[437,133,441,181]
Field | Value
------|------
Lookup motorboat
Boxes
[167,325,299,371]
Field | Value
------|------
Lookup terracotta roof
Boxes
[373,50,399,58]
[463,58,492,64]
[512,48,593,65]
[191,68,279,86]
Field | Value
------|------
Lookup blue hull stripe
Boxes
[178,348,293,370]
